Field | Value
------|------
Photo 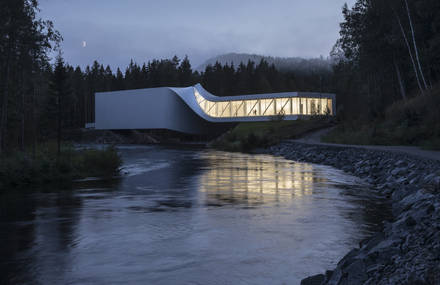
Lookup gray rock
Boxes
[431,176,440,187]
[395,176,408,184]
[360,232,385,251]
[338,248,360,269]
[265,141,440,285]
[301,274,325,285]
[391,167,407,176]
[341,259,368,285]
[423,173,437,184]
[395,160,407,167]
[409,177,419,185]
[325,270,334,281]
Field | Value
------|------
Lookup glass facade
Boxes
[194,89,333,118]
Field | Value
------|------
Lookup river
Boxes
[0,145,389,284]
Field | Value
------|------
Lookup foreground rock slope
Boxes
[267,141,440,285]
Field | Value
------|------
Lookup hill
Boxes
[196,53,332,74]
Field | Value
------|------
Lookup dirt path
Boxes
[292,127,440,162]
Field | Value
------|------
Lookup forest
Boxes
[333,0,440,118]
[327,0,440,146]
[1,0,440,155]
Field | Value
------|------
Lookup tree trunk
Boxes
[20,71,25,152]
[394,59,406,100]
[84,93,87,126]
[57,92,61,156]
[31,76,37,159]
[0,58,11,155]
[394,9,424,95]
[404,0,429,90]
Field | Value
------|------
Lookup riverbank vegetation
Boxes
[209,0,440,150]
[210,118,332,152]
[0,1,122,188]
[324,0,440,148]
[0,145,121,191]
[323,88,440,149]
[2,0,440,183]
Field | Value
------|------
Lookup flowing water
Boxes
[0,145,389,285]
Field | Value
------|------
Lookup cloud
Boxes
[38,0,357,70]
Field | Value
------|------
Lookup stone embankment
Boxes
[267,141,440,285]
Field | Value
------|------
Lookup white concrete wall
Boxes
[95,87,223,134]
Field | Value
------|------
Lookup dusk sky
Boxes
[39,0,356,70]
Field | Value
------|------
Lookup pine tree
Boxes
[0,0,60,153]
[178,56,193,86]
[48,52,70,155]
[113,68,125,91]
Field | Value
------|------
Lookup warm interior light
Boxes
[194,88,333,118]
[198,152,326,205]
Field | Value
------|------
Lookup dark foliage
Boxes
[0,146,122,191]
[2,0,439,156]
[332,0,440,121]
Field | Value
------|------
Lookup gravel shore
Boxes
[267,141,440,285]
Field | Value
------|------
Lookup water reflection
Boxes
[198,151,327,206]
[0,146,389,285]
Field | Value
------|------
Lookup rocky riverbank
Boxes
[267,141,440,285]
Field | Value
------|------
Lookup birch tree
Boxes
[403,0,429,90]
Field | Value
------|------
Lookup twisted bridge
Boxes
[93,84,335,134]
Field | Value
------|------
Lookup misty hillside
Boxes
[196,53,333,74]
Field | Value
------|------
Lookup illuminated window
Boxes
[245,100,259,116]
[231,101,245,117]
[327,99,333,115]
[260,99,275,116]
[193,88,333,118]
[275,98,290,115]
[292,98,300,114]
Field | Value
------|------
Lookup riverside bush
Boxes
[80,146,122,178]
[323,88,440,149]
[0,146,122,191]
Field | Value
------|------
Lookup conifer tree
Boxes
[178,56,193,86]
[48,52,69,155]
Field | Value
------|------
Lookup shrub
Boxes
[0,145,122,191]
[79,146,122,178]
[323,88,440,148]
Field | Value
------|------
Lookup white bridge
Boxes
[91,84,336,134]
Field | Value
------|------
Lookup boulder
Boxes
[301,274,325,285]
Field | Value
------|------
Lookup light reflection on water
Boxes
[198,152,321,206]
[0,146,389,285]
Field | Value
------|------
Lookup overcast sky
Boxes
[39,0,356,70]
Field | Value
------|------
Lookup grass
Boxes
[210,117,333,152]
[322,88,440,150]
[0,144,122,191]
